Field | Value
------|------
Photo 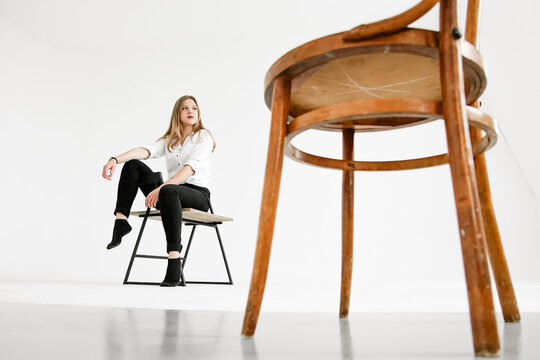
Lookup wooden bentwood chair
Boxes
[241,0,520,357]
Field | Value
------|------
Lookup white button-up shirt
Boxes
[144,129,213,190]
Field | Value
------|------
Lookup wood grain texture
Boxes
[465,0,481,46]
[343,0,439,41]
[340,129,354,318]
[465,0,521,324]
[471,126,521,323]
[290,52,441,116]
[440,0,499,355]
[130,209,233,223]
[242,76,291,337]
[263,28,487,112]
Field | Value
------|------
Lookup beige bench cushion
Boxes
[130,208,232,223]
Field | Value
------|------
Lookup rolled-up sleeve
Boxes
[143,139,166,159]
[185,132,213,174]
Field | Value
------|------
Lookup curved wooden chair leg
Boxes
[440,0,499,356]
[466,0,520,326]
[471,126,521,323]
[340,129,355,318]
[242,76,291,337]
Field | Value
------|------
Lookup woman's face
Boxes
[179,98,199,128]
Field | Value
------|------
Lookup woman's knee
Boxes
[160,184,178,198]
[120,160,148,178]
[159,185,181,209]
[123,159,142,169]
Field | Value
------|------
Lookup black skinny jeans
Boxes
[114,160,210,252]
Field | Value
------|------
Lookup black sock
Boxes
[160,257,183,287]
[106,219,132,250]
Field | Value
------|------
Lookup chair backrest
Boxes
[465,0,481,47]
[343,0,481,45]
[343,0,439,41]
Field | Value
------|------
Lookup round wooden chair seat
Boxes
[264,28,486,118]
[264,28,492,171]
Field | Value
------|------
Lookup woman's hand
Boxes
[145,186,162,208]
[102,159,117,180]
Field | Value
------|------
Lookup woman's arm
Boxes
[144,165,194,208]
[102,147,150,180]
[165,165,194,185]
[114,147,150,164]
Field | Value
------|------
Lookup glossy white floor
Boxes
[1,281,540,359]
[0,302,538,360]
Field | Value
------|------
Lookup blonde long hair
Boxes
[159,95,216,152]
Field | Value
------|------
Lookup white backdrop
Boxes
[1,0,539,310]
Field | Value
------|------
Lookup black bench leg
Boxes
[123,208,151,284]
[215,225,233,285]
[181,225,198,270]
[180,224,233,285]
[177,225,196,286]
[178,265,186,287]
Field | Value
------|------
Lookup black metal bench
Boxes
[123,205,233,287]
